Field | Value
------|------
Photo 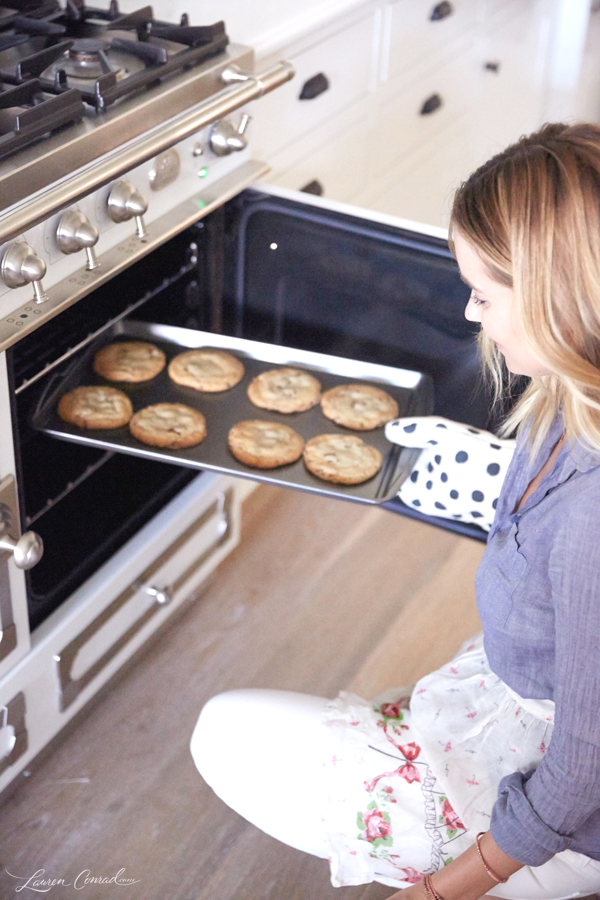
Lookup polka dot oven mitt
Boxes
[385,416,516,531]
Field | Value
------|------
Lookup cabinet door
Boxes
[266,117,371,203]
[372,51,477,177]
[251,13,376,161]
[473,0,552,163]
[383,0,479,86]
[362,112,476,227]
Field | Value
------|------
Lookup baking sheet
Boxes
[33,320,433,505]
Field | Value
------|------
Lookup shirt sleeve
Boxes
[490,492,600,866]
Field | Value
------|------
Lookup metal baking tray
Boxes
[33,320,433,505]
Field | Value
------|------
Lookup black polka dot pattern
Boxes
[393,417,515,532]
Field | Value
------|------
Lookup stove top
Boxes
[0,1,228,162]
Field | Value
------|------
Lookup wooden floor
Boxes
[0,485,487,900]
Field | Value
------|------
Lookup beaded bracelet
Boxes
[475,831,509,884]
[422,873,445,900]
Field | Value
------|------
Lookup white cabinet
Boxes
[372,50,476,175]
[253,0,587,228]
[251,11,377,162]
[383,0,478,86]
[267,114,372,200]
[471,1,555,167]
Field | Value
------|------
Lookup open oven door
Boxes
[218,184,492,543]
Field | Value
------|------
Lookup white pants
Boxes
[190,689,600,900]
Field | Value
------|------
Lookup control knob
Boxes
[1,241,48,304]
[209,114,251,157]
[0,528,43,570]
[56,209,101,271]
[107,180,148,241]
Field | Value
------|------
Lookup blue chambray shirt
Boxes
[477,412,600,865]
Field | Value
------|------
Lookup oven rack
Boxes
[25,448,114,527]
[13,241,199,394]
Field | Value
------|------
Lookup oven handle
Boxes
[0,60,295,246]
[0,475,44,570]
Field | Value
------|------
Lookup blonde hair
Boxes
[450,122,600,459]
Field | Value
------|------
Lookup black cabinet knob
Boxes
[420,93,443,115]
[430,1,453,20]
[299,72,330,100]
[301,179,324,196]
[484,61,501,73]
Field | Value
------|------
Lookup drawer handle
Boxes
[301,179,324,196]
[430,1,453,20]
[146,586,173,606]
[484,60,501,73]
[420,93,443,115]
[299,72,330,100]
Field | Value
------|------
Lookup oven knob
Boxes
[1,241,48,304]
[209,114,251,157]
[0,529,43,570]
[107,180,148,241]
[56,210,101,271]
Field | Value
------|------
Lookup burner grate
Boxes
[0,2,229,111]
[0,76,84,158]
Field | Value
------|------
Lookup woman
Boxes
[190,123,600,900]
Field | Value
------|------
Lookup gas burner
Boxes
[63,37,115,79]
[0,0,229,162]
[69,37,109,60]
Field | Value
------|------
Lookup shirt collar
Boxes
[568,435,600,473]
[502,413,600,524]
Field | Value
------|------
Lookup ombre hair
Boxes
[450,122,600,459]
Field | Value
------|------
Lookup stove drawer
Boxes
[52,475,240,713]
[251,12,376,160]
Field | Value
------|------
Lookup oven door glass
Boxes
[222,186,486,428]
[219,186,493,541]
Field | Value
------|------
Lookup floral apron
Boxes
[320,635,555,889]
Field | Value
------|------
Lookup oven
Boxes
[0,1,491,796]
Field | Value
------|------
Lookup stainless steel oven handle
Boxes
[0,528,43,570]
[0,475,44,570]
[0,60,296,246]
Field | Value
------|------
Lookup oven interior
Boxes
[9,189,491,630]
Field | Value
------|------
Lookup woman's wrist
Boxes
[424,831,522,900]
